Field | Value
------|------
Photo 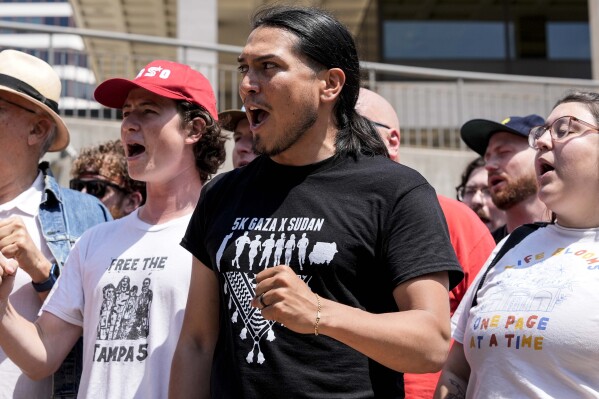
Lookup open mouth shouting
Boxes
[246,104,271,132]
[536,158,555,180]
[125,142,146,159]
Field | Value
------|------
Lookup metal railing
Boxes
[2,19,599,150]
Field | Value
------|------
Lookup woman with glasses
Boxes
[435,90,599,398]
[457,157,506,240]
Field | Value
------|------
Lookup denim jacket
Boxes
[38,162,112,398]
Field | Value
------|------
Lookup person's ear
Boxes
[319,68,345,104]
[27,117,53,146]
[387,128,401,162]
[186,117,206,144]
[122,191,144,216]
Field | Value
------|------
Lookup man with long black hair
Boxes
[171,5,463,398]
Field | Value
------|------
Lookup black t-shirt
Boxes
[182,154,463,399]
[492,224,508,244]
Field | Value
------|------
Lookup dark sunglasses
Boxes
[69,179,125,199]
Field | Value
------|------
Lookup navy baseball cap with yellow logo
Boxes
[460,114,545,156]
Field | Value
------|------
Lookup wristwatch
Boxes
[31,263,60,293]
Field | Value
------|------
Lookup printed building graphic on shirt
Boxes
[468,244,588,352]
[219,216,334,364]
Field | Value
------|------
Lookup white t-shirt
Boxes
[453,224,599,398]
[43,209,192,399]
[0,172,53,399]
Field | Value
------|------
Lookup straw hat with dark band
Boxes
[0,49,69,152]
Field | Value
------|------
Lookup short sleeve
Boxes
[181,183,212,269]
[42,240,85,327]
[385,183,464,290]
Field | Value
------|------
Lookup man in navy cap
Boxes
[461,115,549,241]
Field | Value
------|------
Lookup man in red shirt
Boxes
[356,88,495,398]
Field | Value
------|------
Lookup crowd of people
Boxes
[0,4,597,399]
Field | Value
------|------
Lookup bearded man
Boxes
[461,115,550,241]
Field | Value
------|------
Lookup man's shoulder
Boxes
[438,195,483,224]
[347,155,430,190]
[60,187,110,210]
[52,187,111,223]
[59,186,101,203]
[355,154,426,178]
[73,211,133,242]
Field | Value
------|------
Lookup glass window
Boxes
[547,22,590,60]
[383,20,514,60]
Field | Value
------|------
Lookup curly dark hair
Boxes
[71,139,146,200]
[176,101,227,182]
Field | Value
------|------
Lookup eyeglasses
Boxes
[528,115,599,149]
[372,121,391,129]
[69,179,125,199]
[456,185,491,202]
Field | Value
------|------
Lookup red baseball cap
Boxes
[94,60,218,120]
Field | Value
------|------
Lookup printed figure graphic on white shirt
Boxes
[97,284,117,340]
[118,285,139,340]
[284,234,296,265]
[248,235,263,270]
[96,276,153,341]
[110,276,131,339]
[273,233,286,266]
[233,232,251,269]
[134,278,153,338]
[297,233,309,270]
[259,234,276,268]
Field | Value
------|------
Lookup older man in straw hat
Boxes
[0,49,111,398]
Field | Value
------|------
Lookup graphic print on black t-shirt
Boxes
[220,216,334,364]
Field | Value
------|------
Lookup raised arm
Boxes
[0,217,57,300]
[169,256,220,399]
[252,266,452,373]
[0,269,82,380]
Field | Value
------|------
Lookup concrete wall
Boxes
[44,118,476,198]
[399,147,478,199]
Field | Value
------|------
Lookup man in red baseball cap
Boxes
[0,59,227,398]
